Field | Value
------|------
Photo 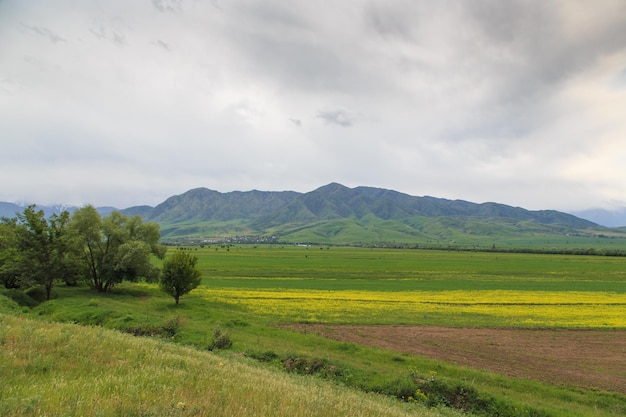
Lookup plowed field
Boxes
[292,325,626,393]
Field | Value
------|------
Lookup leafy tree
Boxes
[0,218,24,289]
[8,206,76,299]
[160,250,202,305]
[69,206,166,293]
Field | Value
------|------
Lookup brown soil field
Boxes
[290,325,626,393]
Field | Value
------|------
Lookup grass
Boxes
[1,314,461,417]
[3,245,626,416]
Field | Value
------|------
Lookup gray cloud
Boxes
[1,0,625,211]
[21,23,65,43]
[152,0,183,13]
[316,109,358,127]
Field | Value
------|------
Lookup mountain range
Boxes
[4,183,625,247]
[118,183,625,246]
[0,202,116,219]
[569,207,626,228]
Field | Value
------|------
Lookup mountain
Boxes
[0,202,117,219]
[5,184,616,246]
[569,208,626,228]
[119,183,612,246]
[247,183,593,228]
[142,187,299,223]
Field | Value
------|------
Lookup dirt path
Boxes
[291,325,626,393]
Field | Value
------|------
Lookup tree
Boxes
[10,206,76,299]
[69,206,166,293]
[160,250,202,305]
[0,218,23,289]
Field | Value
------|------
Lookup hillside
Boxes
[121,183,620,246]
[1,311,448,417]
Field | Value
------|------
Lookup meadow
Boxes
[3,245,626,416]
[196,245,626,327]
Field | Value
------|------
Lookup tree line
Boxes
[0,205,201,304]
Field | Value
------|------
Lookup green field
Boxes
[3,245,626,416]
[197,245,626,291]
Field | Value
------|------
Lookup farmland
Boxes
[196,245,626,327]
[3,245,626,416]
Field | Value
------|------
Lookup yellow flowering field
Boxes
[198,288,626,328]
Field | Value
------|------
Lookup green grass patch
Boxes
[2,315,454,417]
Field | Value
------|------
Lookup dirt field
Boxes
[291,325,626,393]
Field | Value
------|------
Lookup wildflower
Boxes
[176,402,186,410]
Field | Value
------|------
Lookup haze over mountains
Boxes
[0,202,116,219]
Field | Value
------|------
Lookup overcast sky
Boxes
[1,0,626,211]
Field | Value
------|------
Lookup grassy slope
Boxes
[0,311,459,417]
[158,213,626,250]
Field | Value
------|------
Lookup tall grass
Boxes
[0,314,461,417]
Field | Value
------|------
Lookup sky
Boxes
[1,0,626,211]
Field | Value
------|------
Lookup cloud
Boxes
[20,23,65,43]
[1,0,625,211]
[152,0,183,13]
[316,109,358,127]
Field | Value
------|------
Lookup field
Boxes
[3,245,626,416]
[197,245,626,327]
[290,325,626,393]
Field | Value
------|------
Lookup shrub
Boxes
[283,356,343,379]
[208,328,232,350]
[25,286,54,303]
[383,370,553,417]
[246,350,279,363]
[122,317,182,339]
[4,289,39,308]
[161,316,181,338]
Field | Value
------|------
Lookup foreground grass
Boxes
[0,314,460,417]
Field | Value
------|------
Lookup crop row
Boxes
[197,288,626,328]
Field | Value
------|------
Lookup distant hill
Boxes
[0,202,116,219]
[143,188,299,223]
[5,184,621,247]
[570,207,626,228]
[120,183,617,246]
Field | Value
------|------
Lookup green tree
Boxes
[12,206,75,300]
[70,206,166,293]
[0,218,24,289]
[160,251,202,305]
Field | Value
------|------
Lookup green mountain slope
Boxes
[121,183,621,246]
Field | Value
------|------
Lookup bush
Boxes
[383,370,552,417]
[283,356,343,379]
[246,350,279,363]
[161,316,181,338]
[0,293,20,313]
[371,375,418,400]
[4,289,39,308]
[122,317,182,339]
[25,286,55,303]
[208,328,232,350]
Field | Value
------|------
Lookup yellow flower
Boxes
[176,402,186,410]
